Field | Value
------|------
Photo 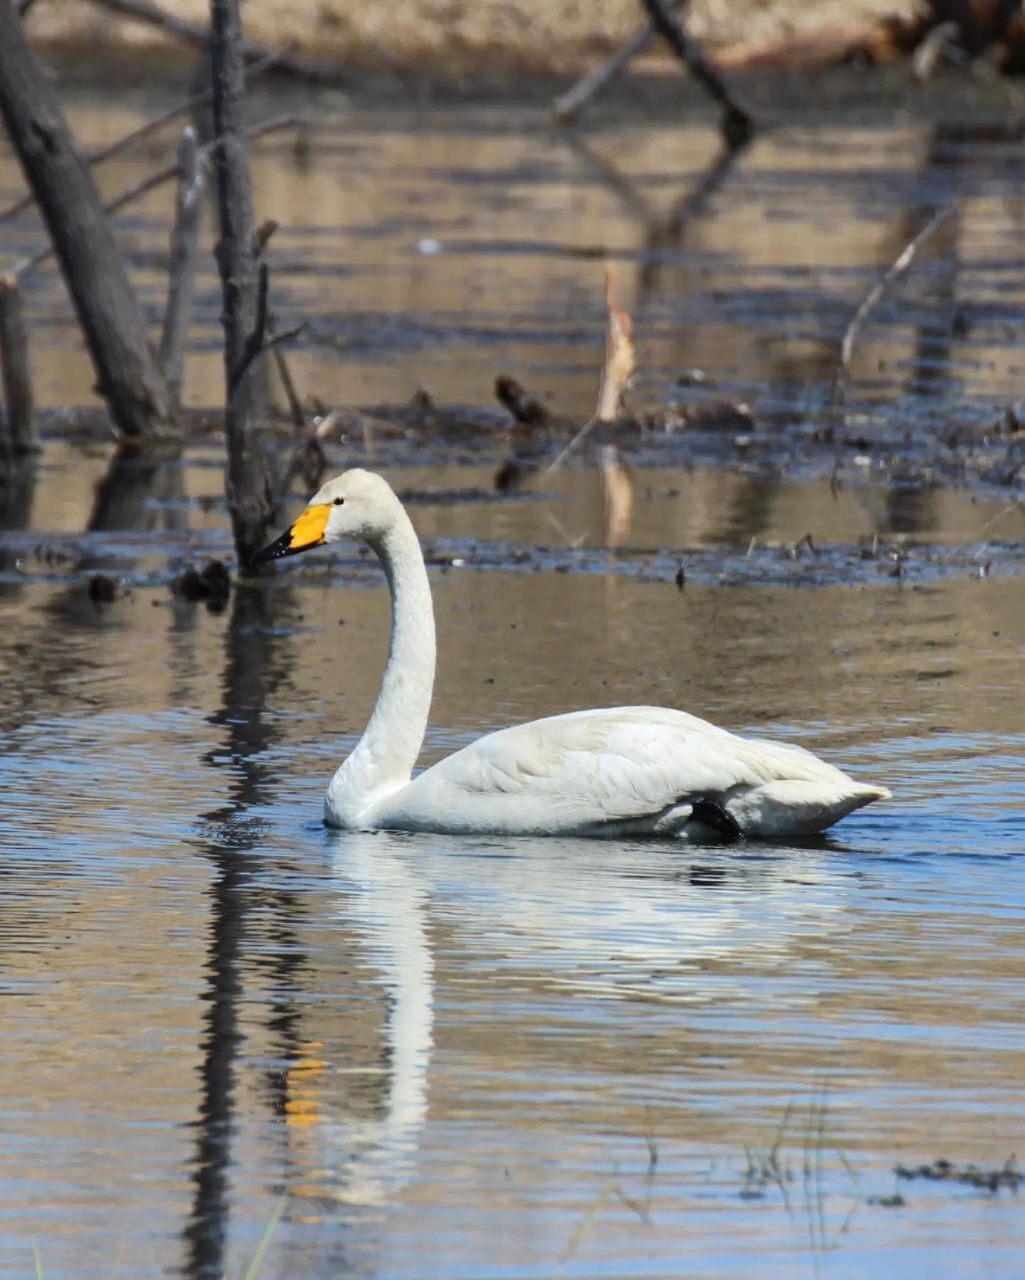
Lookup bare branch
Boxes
[268,317,306,427]
[84,0,348,86]
[14,114,302,279]
[158,127,205,405]
[832,207,955,405]
[0,45,288,225]
[639,0,754,149]
[251,217,278,259]
[552,0,686,125]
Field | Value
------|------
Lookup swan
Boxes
[253,470,890,839]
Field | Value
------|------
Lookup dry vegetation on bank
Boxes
[26,0,924,76]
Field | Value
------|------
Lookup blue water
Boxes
[1,557,1022,1280]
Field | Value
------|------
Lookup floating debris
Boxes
[87,573,118,605]
[174,560,232,611]
[895,1157,1022,1194]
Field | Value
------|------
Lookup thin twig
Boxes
[230,326,306,410]
[13,114,302,278]
[252,217,278,259]
[538,413,599,482]
[831,207,954,406]
[551,2,685,125]
[83,0,348,85]
[639,0,754,149]
[158,127,205,403]
[0,46,288,224]
[269,317,306,426]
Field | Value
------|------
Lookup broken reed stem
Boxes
[14,114,302,279]
[158,127,205,407]
[831,206,954,406]
[0,274,35,456]
[551,0,686,124]
[0,46,287,225]
[639,0,754,149]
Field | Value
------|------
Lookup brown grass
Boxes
[25,0,924,76]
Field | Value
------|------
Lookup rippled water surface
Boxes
[1,94,1024,1279]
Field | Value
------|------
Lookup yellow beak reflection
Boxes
[252,503,329,564]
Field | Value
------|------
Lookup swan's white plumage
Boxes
[363,707,886,838]
[256,469,890,841]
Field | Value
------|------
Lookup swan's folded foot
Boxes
[688,797,744,842]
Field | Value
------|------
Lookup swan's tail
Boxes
[727,779,892,838]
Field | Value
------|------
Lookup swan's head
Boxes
[252,470,399,564]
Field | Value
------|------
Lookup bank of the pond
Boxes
[24,0,923,79]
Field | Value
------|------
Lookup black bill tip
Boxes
[251,527,297,566]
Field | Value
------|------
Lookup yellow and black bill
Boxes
[252,503,330,564]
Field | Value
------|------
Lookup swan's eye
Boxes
[333,497,345,506]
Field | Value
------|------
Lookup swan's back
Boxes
[365,706,889,839]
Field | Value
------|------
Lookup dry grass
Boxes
[25,0,924,75]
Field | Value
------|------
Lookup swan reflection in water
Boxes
[290,827,854,1214]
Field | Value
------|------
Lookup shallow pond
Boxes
[1,93,1025,1279]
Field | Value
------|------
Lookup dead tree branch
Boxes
[552,0,686,124]
[158,127,205,407]
[832,207,955,406]
[0,46,286,225]
[639,0,754,149]
[86,0,348,86]
[0,0,173,438]
[268,319,306,427]
[14,114,300,279]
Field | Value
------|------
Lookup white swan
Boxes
[254,470,890,839]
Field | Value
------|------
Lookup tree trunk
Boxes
[0,274,34,457]
[209,0,276,568]
[0,0,174,438]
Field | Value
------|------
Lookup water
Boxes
[2,94,1025,1278]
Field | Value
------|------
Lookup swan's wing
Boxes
[396,707,861,835]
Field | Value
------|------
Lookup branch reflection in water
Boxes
[184,580,300,1280]
[182,583,437,1278]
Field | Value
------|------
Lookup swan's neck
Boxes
[329,508,436,823]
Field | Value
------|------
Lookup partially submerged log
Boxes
[0,0,174,438]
